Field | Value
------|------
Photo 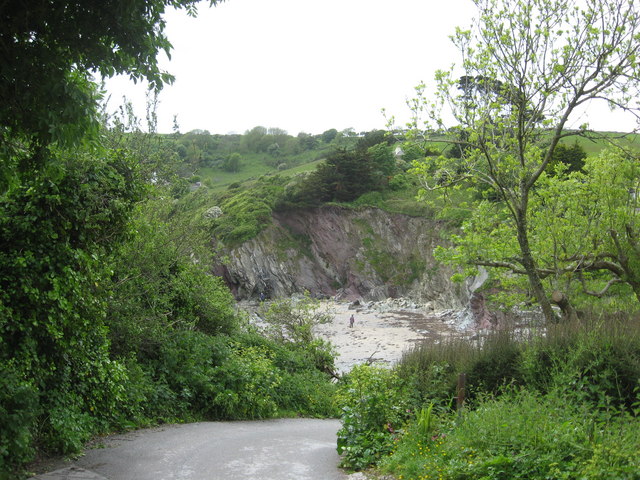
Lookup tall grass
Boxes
[377,313,640,479]
[398,313,640,409]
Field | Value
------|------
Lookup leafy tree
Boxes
[356,129,393,151]
[258,294,335,376]
[0,0,224,471]
[533,149,640,309]
[409,0,640,323]
[368,143,397,189]
[241,126,268,153]
[297,132,318,151]
[177,129,218,168]
[308,148,374,202]
[0,147,145,461]
[321,128,339,143]
[0,0,222,190]
[103,96,185,185]
[266,142,281,157]
[108,195,237,358]
[259,294,331,344]
[546,141,587,174]
[222,152,242,172]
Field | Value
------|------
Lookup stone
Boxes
[218,206,467,309]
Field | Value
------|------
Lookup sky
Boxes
[104,0,638,136]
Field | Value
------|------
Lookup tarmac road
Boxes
[33,418,349,480]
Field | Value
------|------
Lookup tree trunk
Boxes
[515,207,558,324]
[551,290,578,322]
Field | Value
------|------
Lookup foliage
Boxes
[0,0,222,191]
[211,175,289,245]
[382,388,640,480]
[107,196,238,359]
[234,332,338,418]
[546,141,587,174]
[259,294,331,344]
[222,152,242,172]
[406,0,640,323]
[106,329,337,425]
[0,366,39,478]
[321,128,339,143]
[435,148,640,317]
[398,315,640,410]
[102,96,186,187]
[368,314,640,479]
[0,147,145,474]
[336,365,412,470]
[288,143,403,207]
[258,294,336,376]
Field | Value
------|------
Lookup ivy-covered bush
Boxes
[0,149,144,470]
[0,366,39,479]
[336,365,412,470]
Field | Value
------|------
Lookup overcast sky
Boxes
[104,0,637,136]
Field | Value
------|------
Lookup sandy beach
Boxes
[314,300,466,373]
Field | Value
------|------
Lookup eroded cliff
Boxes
[215,206,468,309]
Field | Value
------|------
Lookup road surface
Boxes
[33,418,349,480]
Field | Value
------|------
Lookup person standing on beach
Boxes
[349,314,355,328]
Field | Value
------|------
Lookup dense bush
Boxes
[212,175,288,246]
[335,365,412,470]
[0,149,144,473]
[347,316,640,479]
[0,366,39,479]
[382,388,640,480]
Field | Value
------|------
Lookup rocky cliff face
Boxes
[215,206,468,309]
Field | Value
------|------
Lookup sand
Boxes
[314,300,466,373]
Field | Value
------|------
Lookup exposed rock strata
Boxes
[215,206,468,309]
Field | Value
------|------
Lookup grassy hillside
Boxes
[571,131,640,155]
[197,153,329,193]
[174,129,640,250]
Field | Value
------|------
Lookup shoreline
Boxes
[313,299,468,373]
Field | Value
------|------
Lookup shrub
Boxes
[336,365,412,470]
[380,313,640,479]
[0,366,39,479]
[382,388,640,480]
[399,330,526,408]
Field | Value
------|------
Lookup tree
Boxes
[533,149,640,308]
[321,128,339,143]
[546,141,587,174]
[0,0,222,190]
[222,152,242,172]
[0,147,146,462]
[258,294,335,375]
[309,148,374,203]
[438,148,640,319]
[409,0,640,323]
[297,132,318,151]
[368,143,397,189]
[0,0,224,468]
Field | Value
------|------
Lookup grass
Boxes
[197,147,333,193]
[381,388,640,480]
[370,314,640,479]
[570,131,640,155]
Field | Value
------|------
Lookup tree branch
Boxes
[578,274,623,298]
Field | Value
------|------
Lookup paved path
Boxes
[33,418,349,480]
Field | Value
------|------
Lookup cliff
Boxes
[215,206,468,309]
